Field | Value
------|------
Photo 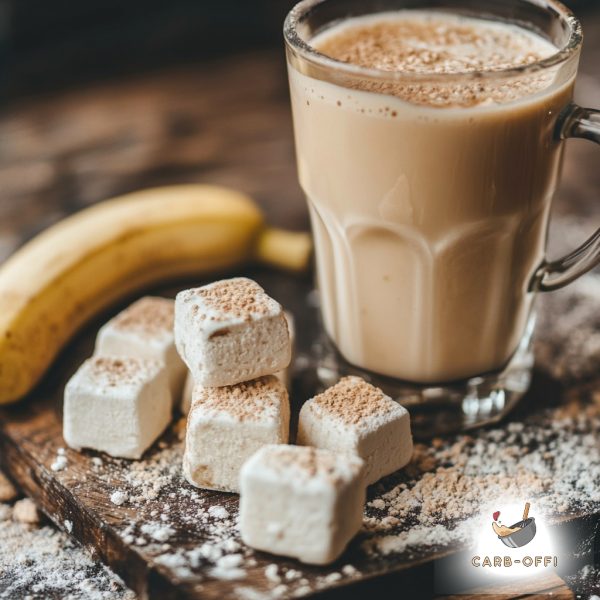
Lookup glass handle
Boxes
[530,104,600,292]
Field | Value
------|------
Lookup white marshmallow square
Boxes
[183,375,290,493]
[180,311,296,414]
[297,376,413,485]
[174,278,291,388]
[63,356,171,459]
[95,296,186,404]
[239,445,365,565]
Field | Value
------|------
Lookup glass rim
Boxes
[283,0,583,84]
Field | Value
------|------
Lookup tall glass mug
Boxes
[284,0,600,435]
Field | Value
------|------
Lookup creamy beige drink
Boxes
[288,11,573,383]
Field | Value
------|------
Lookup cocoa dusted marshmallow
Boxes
[174,278,291,388]
[180,310,296,414]
[239,445,365,565]
[183,376,290,493]
[297,376,413,485]
[95,297,186,403]
[63,356,171,459]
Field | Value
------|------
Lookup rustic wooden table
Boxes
[0,8,599,599]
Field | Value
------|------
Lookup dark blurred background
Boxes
[0,0,598,259]
[3,0,301,99]
[2,0,596,99]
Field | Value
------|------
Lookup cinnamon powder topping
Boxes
[86,356,161,388]
[182,278,280,323]
[310,376,397,425]
[312,13,558,107]
[315,15,552,75]
[111,297,174,336]
[260,445,361,485]
[192,376,285,422]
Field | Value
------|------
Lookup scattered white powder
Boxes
[50,455,68,472]
[208,505,230,519]
[208,566,246,580]
[563,563,600,599]
[321,572,342,584]
[222,538,242,553]
[140,522,174,543]
[265,564,280,582]
[361,397,600,557]
[294,585,312,597]
[0,501,136,599]
[236,586,275,600]
[285,569,301,581]
[153,552,194,579]
[273,584,288,598]
[110,490,128,506]
[196,542,223,562]
[216,554,244,569]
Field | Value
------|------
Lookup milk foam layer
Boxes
[314,12,555,74]
[312,12,558,108]
[288,11,573,382]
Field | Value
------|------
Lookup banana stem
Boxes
[254,227,313,273]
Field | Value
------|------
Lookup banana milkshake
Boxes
[287,11,572,382]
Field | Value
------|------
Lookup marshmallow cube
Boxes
[64,357,171,459]
[183,376,290,493]
[297,376,413,485]
[174,278,291,388]
[239,445,365,565]
[180,310,296,415]
[95,297,185,404]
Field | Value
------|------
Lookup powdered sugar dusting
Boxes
[362,396,600,557]
[0,498,135,599]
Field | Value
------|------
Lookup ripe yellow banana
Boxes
[0,184,311,405]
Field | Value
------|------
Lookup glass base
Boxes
[310,312,536,439]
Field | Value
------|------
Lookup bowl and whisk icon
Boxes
[492,502,537,548]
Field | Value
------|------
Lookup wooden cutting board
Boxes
[0,268,598,600]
